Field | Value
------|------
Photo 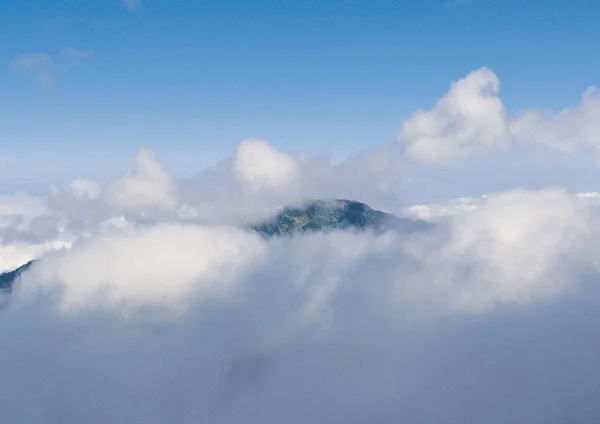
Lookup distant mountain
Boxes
[251,199,430,236]
[0,199,430,291]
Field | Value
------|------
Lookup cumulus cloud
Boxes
[69,179,101,199]
[21,224,266,313]
[399,67,509,162]
[0,150,180,272]
[179,140,404,227]
[412,188,591,311]
[0,193,71,272]
[233,138,300,190]
[104,148,178,214]
[399,67,600,163]
[510,86,600,156]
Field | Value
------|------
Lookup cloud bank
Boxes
[4,68,600,422]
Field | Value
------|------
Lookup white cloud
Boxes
[396,189,600,310]
[401,196,484,222]
[438,188,588,310]
[399,67,509,162]
[0,192,47,219]
[0,241,68,274]
[175,139,404,226]
[510,86,600,156]
[398,68,600,164]
[22,224,266,313]
[233,138,300,190]
[0,193,68,272]
[104,148,178,214]
[69,179,101,199]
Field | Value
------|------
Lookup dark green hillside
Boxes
[0,260,34,293]
[252,199,429,236]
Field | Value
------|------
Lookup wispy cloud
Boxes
[447,0,470,8]
[61,47,94,63]
[11,48,93,89]
[122,0,141,11]
[11,53,54,88]
[12,53,51,72]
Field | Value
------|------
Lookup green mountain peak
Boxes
[251,198,427,236]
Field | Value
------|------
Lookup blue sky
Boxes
[2,0,600,191]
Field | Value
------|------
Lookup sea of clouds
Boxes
[2,67,600,423]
